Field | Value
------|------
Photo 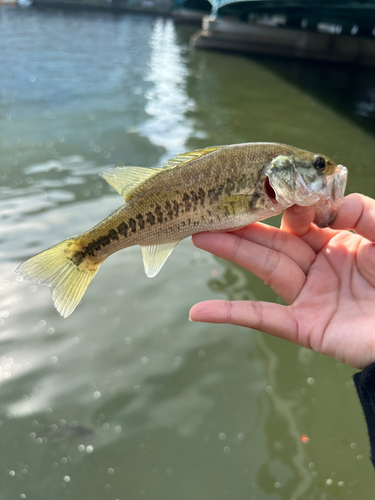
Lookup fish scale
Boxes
[16,142,347,317]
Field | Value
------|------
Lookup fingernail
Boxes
[293,205,310,215]
[188,313,194,322]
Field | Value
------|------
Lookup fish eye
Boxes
[314,156,326,172]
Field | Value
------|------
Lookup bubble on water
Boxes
[103,423,110,431]
[63,476,70,483]
[198,350,205,358]
[86,445,94,453]
[326,478,333,486]
[78,444,85,452]
[9,470,15,476]
[124,337,131,345]
[223,446,230,454]
[141,357,148,365]
[338,481,344,487]
[93,391,101,400]
[115,426,122,434]
[133,385,140,393]
[50,356,58,364]
[307,377,315,385]
[237,433,244,441]
[274,482,281,489]
[29,75,36,82]
[219,433,226,441]
[20,495,26,499]
[108,468,114,475]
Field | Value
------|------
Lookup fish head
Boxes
[265,150,347,227]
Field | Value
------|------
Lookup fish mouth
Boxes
[264,177,277,204]
[313,165,348,228]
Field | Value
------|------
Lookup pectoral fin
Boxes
[140,242,179,278]
[100,166,161,202]
[219,194,258,216]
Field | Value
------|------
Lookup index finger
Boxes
[330,193,375,242]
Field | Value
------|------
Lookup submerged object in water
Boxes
[17,142,348,317]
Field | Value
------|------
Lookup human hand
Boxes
[190,194,375,369]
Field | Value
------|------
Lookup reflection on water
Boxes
[141,18,197,153]
[1,7,375,500]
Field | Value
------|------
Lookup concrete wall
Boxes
[192,17,375,66]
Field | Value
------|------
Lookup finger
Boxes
[331,193,375,242]
[192,231,306,304]
[230,222,315,274]
[189,299,299,344]
[281,205,316,236]
[281,205,339,253]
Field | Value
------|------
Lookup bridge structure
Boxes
[187,0,375,65]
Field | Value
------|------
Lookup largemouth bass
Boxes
[17,142,348,318]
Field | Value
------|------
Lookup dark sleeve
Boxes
[353,362,375,468]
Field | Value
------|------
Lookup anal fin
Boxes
[140,242,179,278]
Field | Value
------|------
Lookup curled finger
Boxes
[193,232,306,304]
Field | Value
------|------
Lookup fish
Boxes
[16,142,348,318]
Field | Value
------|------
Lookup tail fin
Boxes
[16,238,101,318]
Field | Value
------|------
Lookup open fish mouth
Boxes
[264,177,277,203]
[313,165,348,228]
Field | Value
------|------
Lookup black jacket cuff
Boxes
[353,362,375,468]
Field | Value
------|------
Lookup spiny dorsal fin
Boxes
[100,166,161,202]
[140,242,179,278]
[100,146,223,201]
[163,146,223,169]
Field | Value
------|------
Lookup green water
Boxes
[1,7,375,499]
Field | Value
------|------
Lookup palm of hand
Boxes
[291,231,375,369]
[190,194,375,369]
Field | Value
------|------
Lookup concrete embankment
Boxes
[192,16,375,66]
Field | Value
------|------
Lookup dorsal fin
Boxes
[163,146,223,169]
[100,166,161,202]
[100,146,223,201]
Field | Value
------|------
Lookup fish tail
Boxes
[16,237,101,318]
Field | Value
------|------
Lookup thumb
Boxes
[281,205,315,237]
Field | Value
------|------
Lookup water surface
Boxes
[1,8,375,499]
